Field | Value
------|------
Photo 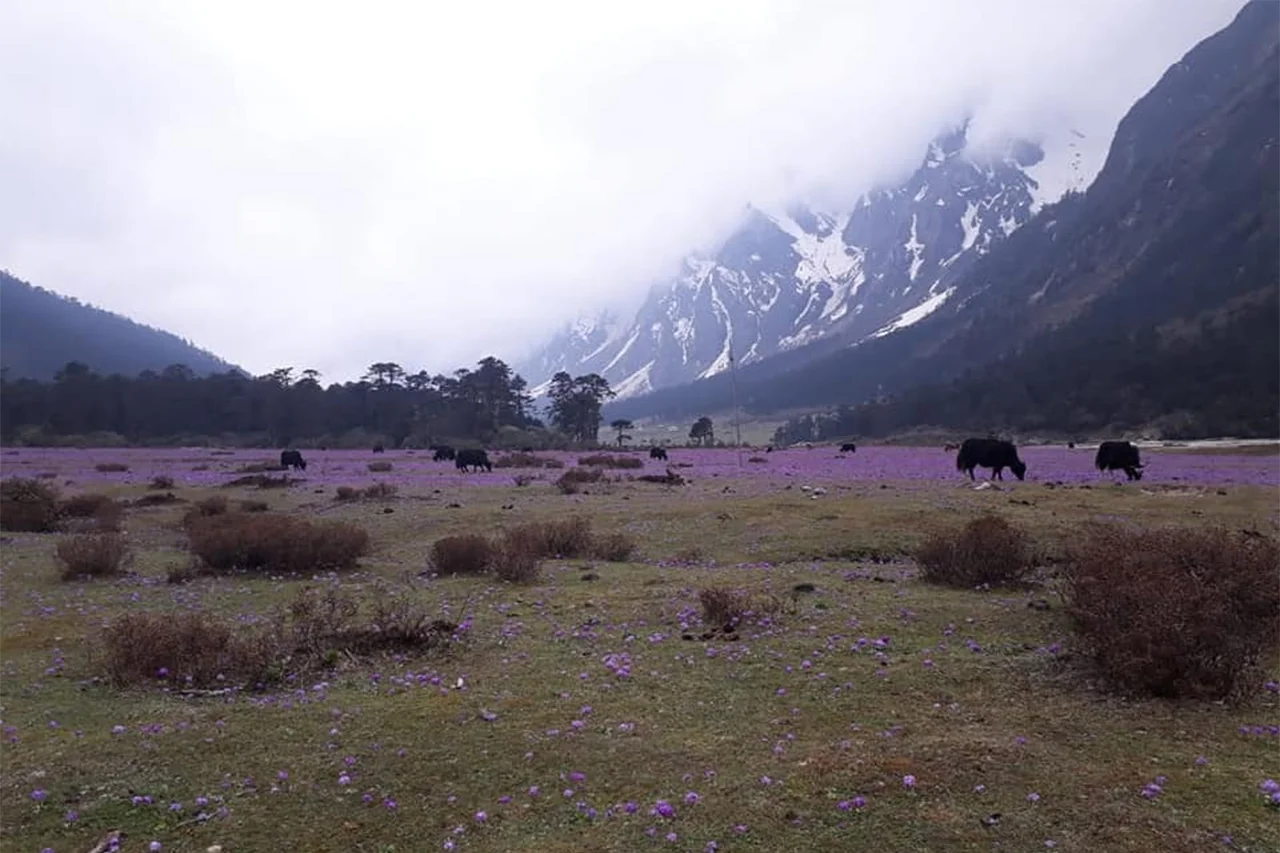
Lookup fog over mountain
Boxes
[0,0,1247,382]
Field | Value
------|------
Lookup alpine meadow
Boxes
[1,2,1277,853]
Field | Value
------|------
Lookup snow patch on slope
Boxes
[869,287,955,338]
[613,361,655,400]
[904,214,925,281]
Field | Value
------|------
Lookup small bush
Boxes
[59,493,123,532]
[1062,525,1280,700]
[699,586,750,630]
[286,585,457,658]
[224,474,294,489]
[506,517,594,559]
[494,452,559,469]
[555,467,605,494]
[181,496,230,530]
[237,462,285,473]
[99,610,279,688]
[149,475,176,490]
[132,492,185,507]
[367,461,393,473]
[577,453,643,470]
[95,462,129,473]
[490,539,542,583]
[239,499,270,513]
[914,514,1031,588]
[589,531,637,562]
[429,534,493,576]
[362,482,398,500]
[186,513,369,574]
[55,533,131,579]
[637,470,685,486]
[0,477,62,532]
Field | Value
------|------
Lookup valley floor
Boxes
[1,447,1278,853]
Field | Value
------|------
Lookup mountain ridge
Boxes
[1,270,242,380]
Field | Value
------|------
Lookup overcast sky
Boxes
[0,0,1245,383]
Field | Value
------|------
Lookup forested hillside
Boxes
[0,271,238,380]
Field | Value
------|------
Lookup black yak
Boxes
[280,449,307,471]
[432,445,456,462]
[649,446,668,461]
[840,443,857,453]
[956,438,1026,481]
[456,448,492,473]
[1095,440,1144,481]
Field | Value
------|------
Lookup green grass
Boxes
[2,475,1278,852]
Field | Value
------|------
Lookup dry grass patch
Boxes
[99,610,280,689]
[494,452,563,469]
[555,467,606,494]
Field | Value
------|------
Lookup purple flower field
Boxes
[1,444,1276,489]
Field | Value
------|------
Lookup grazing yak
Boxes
[432,445,456,462]
[1095,440,1144,481]
[955,437,1026,481]
[649,446,668,461]
[372,443,385,454]
[455,448,493,473]
[840,443,857,453]
[280,449,307,471]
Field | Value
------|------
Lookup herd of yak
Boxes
[276,438,1147,482]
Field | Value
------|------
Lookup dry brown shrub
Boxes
[55,533,130,579]
[494,452,559,469]
[286,585,458,657]
[1062,524,1280,700]
[589,531,636,562]
[428,534,493,576]
[94,462,129,473]
[367,461,393,473]
[99,610,280,688]
[555,467,605,494]
[223,473,294,489]
[490,539,542,583]
[506,516,594,558]
[699,586,751,629]
[914,513,1031,588]
[59,493,123,532]
[362,482,398,500]
[0,477,62,532]
[636,470,685,486]
[577,453,643,469]
[186,513,369,574]
[237,461,285,473]
[132,492,184,507]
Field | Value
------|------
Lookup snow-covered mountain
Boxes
[523,121,1089,400]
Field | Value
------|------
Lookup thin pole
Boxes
[729,344,744,468]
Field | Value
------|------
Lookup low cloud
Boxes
[0,0,1245,381]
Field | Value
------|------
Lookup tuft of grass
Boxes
[54,532,131,580]
[0,477,63,532]
[577,453,643,469]
[914,513,1032,588]
[428,534,493,576]
[588,531,637,562]
[1062,524,1280,700]
[186,513,369,574]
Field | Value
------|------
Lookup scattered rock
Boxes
[446,502,462,509]
[581,572,599,582]
[382,507,394,514]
